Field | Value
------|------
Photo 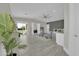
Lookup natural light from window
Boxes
[17,23,26,28]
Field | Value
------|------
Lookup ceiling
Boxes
[10,3,64,22]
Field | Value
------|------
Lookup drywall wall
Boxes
[64,4,77,56]
[32,23,41,35]
[0,3,11,13]
[47,20,64,31]
[64,4,70,54]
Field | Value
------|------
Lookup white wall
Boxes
[0,3,11,13]
[32,23,34,35]
[37,23,40,34]
[46,24,50,33]
[64,4,70,55]
[32,23,40,35]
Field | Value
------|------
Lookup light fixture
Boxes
[42,13,52,20]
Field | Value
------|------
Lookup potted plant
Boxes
[0,13,26,56]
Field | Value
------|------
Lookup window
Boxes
[16,23,27,37]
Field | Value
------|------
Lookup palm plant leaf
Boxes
[18,45,27,49]
[0,13,16,55]
[8,38,19,49]
[0,13,15,39]
[0,13,26,56]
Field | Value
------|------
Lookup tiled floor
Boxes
[17,35,68,56]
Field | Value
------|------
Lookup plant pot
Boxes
[7,53,17,56]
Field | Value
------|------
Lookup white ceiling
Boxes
[10,3,64,22]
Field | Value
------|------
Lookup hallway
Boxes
[17,36,68,56]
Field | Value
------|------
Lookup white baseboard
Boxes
[63,47,70,56]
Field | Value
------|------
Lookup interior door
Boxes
[74,4,79,56]
[70,4,79,56]
[68,4,79,56]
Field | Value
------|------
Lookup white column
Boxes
[37,23,40,34]
[32,23,34,35]
[44,24,50,33]
[46,24,50,33]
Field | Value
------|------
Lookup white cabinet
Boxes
[56,32,64,47]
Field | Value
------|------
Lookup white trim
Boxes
[63,47,70,56]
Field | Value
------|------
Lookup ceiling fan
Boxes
[41,13,52,20]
